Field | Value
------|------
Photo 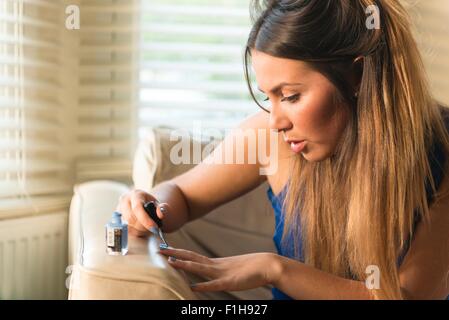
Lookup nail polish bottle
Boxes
[105,211,128,255]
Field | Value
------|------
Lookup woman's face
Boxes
[251,49,350,162]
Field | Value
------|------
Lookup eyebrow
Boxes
[257,82,303,94]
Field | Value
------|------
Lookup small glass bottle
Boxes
[105,211,128,255]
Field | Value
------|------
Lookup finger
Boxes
[118,193,137,226]
[190,279,225,292]
[158,247,212,264]
[167,258,217,278]
[156,202,169,220]
[130,190,157,230]
[129,222,150,234]
[115,192,128,213]
[128,225,149,237]
[116,192,128,212]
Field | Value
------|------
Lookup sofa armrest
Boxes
[68,180,197,300]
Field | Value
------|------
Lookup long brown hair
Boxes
[244,0,449,299]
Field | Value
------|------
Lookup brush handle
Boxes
[143,201,163,228]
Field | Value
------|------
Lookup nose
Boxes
[268,104,292,132]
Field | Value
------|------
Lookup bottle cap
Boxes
[111,211,122,224]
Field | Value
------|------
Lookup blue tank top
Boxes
[266,109,449,300]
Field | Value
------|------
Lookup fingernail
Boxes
[168,256,176,262]
[159,243,168,250]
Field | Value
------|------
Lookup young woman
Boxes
[117,0,449,299]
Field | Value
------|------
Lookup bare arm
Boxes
[171,111,271,222]
[151,143,449,300]
[119,111,273,235]
[398,167,449,299]
[271,256,372,299]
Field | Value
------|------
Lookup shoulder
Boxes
[235,111,292,190]
[236,110,291,160]
[236,110,268,130]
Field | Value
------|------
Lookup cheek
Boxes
[292,89,344,141]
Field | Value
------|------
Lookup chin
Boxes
[301,153,326,162]
[300,145,333,162]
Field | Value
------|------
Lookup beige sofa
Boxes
[68,127,277,300]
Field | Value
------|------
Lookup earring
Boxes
[354,91,359,98]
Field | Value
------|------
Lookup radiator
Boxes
[0,212,68,300]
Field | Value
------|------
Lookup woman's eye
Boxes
[281,94,300,103]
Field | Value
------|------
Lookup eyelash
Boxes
[263,94,300,103]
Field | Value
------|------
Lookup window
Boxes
[76,0,138,182]
[76,0,258,182]
[138,0,256,136]
[404,0,449,106]
[0,0,71,217]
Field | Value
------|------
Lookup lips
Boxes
[285,138,304,144]
[289,140,306,153]
[282,132,306,153]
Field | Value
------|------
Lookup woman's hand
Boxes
[158,246,282,292]
[116,189,168,237]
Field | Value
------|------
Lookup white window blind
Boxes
[0,0,72,218]
[403,0,449,106]
[138,0,256,135]
[76,0,139,182]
